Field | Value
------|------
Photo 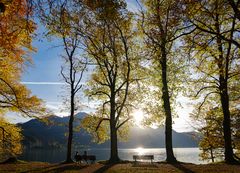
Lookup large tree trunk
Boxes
[65,91,74,163]
[160,49,177,163]
[109,94,120,163]
[220,83,236,164]
[109,121,119,163]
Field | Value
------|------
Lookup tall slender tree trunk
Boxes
[220,82,236,163]
[215,12,236,163]
[160,47,177,163]
[66,91,74,163]
[210,147,215,163]
[65,56,75,163]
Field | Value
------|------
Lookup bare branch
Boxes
[117,117,131,130]
[74,59,88,93]
[169,27,197,42]
[198,91,219,112]
[60,66,71,85]
[195,86,218,97]
[192,20,240,48]
[90,91,111,99]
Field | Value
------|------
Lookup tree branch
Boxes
[195,86,218,97]
[95,118,110,132]
[117,117,131,130]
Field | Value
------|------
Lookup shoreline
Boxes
[19,147,205,164]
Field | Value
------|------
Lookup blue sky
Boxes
[7,1,194,132]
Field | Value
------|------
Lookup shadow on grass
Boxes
[21,163,87,173]
[171,163,195,173]
[93,163,116,173]
[132,162,158,168]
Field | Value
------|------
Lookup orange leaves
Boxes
[0,0,45,117]
[0,0,36,64]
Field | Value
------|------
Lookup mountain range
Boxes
[18,112,200,149]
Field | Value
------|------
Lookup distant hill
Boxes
[18,112,200,149]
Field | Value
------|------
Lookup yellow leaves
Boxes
[80,115,110,143]
[83,0,126,21]
[0,0,36,56]
[0,0,46,118]
[14,86,46,116]
[80,114,131,143]
[197,106,240,161]
[117,122,130,142]
[0,78,46,117]
[0,117,23,160]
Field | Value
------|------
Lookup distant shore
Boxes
[0,160,240,173]
[19,147,203,164]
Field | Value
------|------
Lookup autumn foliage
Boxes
[0,117,22,160]
[0,0,45,116]
[0,0,45,159]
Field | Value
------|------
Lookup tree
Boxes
[231,109,240,158]
[0,0,45,116]
[192,106,224,162]
[184,0,240,163]
[227,0,240,21]
[0,117,22,161]
[185,1,240,50]
[0,0,46,159]
[39,0,87,163]
[139,0,190,163]
[81,1,138,163]
[192,106,240,162]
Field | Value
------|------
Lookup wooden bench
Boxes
[133,155,154,163]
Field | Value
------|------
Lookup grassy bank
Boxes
[0,161,240,173]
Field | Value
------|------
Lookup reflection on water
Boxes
[134,147,145,155]
[19,148,67,163]
[19,148,207,164]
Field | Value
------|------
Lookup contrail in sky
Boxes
[21,81,66,85]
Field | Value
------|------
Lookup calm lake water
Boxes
[19,148,208,164]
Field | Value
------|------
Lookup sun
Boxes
[132,109,145,127]
[135,147,145,155]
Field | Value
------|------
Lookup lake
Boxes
[19,147,208,164]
